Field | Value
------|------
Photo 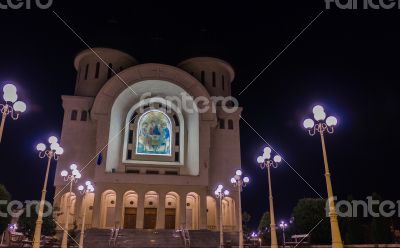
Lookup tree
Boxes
[0,184,11,234]
[341,195,368,244]
[242,211,251,236]
[18,203,56,238]
[292,198,330,244]
[258,211,271,245]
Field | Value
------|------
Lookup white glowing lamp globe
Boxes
[303,118,315,129]
[50,142,59,151]
[263,147,272,154]
[55,147,64,155]
[78,185,84,191]
[312,105,324,114]
[243,177,250,183]
[326,116,338,127]
[236,169,242,176]
[75,172,82,179]
[3,92,17,103]
[3,84,17,94]
[85,181,92,186]
[89,185,95,192]
[48,136,58,144]
[72,169,79,176]
[61,170,68,177]
[70,164,77,170]
[314,111,326,121]
[217,184,223,190]
[36,143,46,151]
[274,155,282,163]
[214,190,219,196]
[13,101,26,112]
[230,177,236,184]
[262,152,271,160]
[223,190,230,196]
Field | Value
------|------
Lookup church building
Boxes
[53,48,243,232]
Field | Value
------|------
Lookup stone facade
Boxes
[53,48,242,231]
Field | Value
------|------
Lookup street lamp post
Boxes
[230,169,250,248]
[303,105,343,248]
[214,185,230,248]
[33,137,64,248]
[0,83,26,143]
[279,221,288,248]
[77,181,94,248]
[61,164,82,248]
[257,147,282,248]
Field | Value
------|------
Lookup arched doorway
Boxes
[80,192,94,229]
[122,191,138,229]
[222,197,236,231]
[186,192,200,230]
[60,192,76,228]
[206,196,217,230]
[100,190,116,228]
[144,191,158,229]
[165,192,179,229]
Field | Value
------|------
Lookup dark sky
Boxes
[0,1,399,230]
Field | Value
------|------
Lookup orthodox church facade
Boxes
[53,48,242,231]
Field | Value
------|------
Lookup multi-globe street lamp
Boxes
[61,164,82,248]
[214,185,230,248]
[78,181,94,248]
[279,221,288,248]
[257,147,282,248]
[0,83,26,143]
[303,105,342,248]
[230,169,249,248]
[33,136,64,248]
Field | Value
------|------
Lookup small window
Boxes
[81,111,88,121]
[212,72,216,87]
[95,62,100,79]
[228,119,234,129]
[146,170,159,175]
[222,75,225,90]
[127,150,132,159]
[84,64,89,80]
[71,110,78,121]
[126,169,140,174]
[107,63,113,79]
[201,71,205,84]
[218,119,225,129]
[175,152,179,162]
[165,171,178,175]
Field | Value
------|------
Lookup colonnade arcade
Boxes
[55,188,237,231]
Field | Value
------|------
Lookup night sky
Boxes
[0,1,399,229]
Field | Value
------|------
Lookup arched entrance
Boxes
[100,190,116,228]
[186,192,200,229]
[144,191,158,229]
[222,197,236,231]
[122,191,138,229]
[165,192,179,229]
[206,196,217,230]
[60,192,76,228]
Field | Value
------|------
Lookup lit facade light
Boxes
[303,118,314,129]
[33,136,63,248]
[1,82,27,143]
[302,105,343,246]
[48,136,58,144]
[326,116,338,127]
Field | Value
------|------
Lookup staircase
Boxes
[82,228,239,248]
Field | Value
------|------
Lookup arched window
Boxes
[95,62,100,78]
[81,111,88,121]
[136,110,172,156]
[107,63,113,79]
[212,72,216,87]
[84,64,89,80]
[71,110,78,121]
[228,119,234,129]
